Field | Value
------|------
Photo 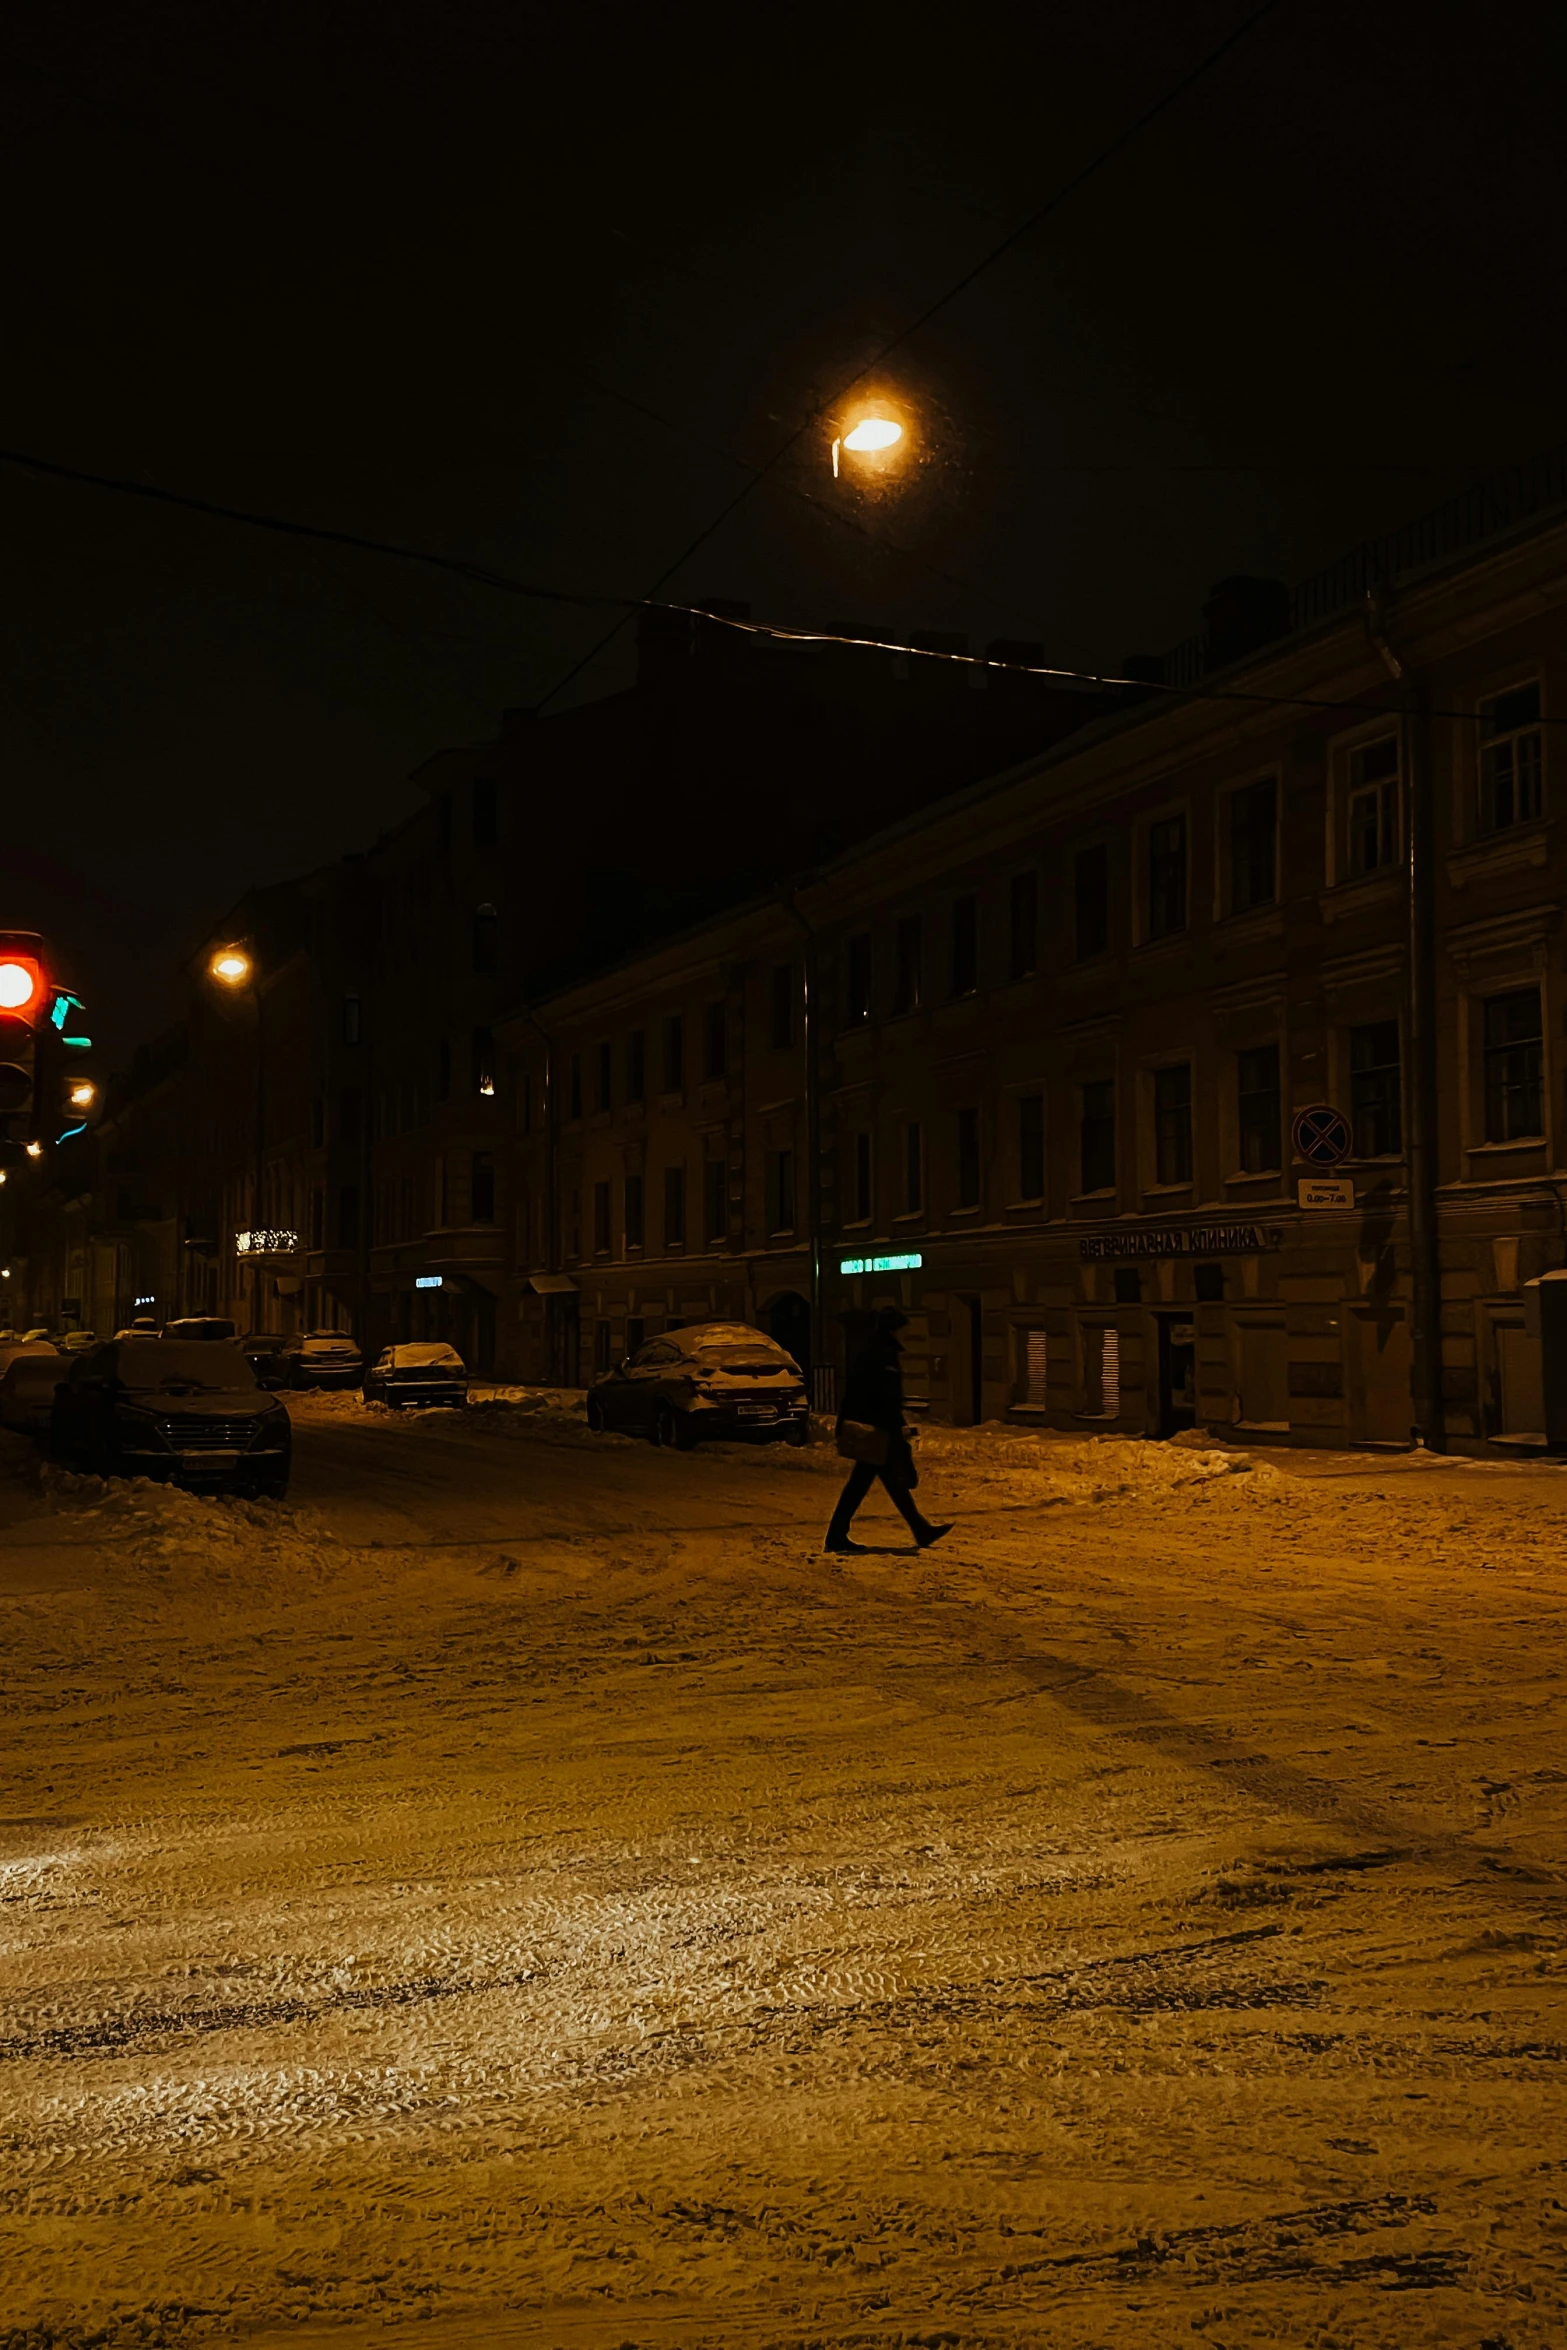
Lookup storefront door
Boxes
[1347,1304,1412,1445]
[1157,1313,1197,1437]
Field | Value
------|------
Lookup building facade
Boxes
[8,463,1567,1452]
[498,492,1567,1452]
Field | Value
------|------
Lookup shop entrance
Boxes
[1494,1316,1545,1441]
[1347,1304,1412,1445]
[1156,1313,1197,1437]
[951,1295,984,1424]
[546,1293,580,1387]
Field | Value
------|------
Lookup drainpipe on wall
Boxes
[1404,672,1445,1450]
[1367,590,1444,1450]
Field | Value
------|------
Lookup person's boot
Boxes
[915,1521,953,1549]
[823,1521,864,1554]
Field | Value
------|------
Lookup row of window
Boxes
[837,990,1547,1215]
[835,686,1546,1018]
[573,1154,778,1258]
[325,986,1552,1262]
[560,977,798,1122]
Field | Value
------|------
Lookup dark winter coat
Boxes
[838,1331,907,1436]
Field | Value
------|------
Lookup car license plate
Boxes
[738,1403,776,1417]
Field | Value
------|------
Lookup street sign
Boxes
[1298,1176,1355,1210]
[1292,1102,1352,1167]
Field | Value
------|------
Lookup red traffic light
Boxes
[0,955,43,1015]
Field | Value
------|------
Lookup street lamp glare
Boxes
[842,416,903,453]
[210,948,252,987]
[25,1141,42,1159]
[68,1080,97,1109]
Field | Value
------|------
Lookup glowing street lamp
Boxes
[25,1140,42,1159]
[67,1079,97,1111]
[831,410,906,478]
[209,946,252,988]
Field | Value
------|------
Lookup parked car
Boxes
[280,1329,364,1389]
[362,1341,469,1409]
[57,1329,99,1353]
[239,1332,293,1389]
[50,1339,290,1496]
[0,1335,57,1373]
[587,1321,809,1449]
[162,1316,238,1342]
[0,1349,66,1436]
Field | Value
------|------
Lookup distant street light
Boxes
[68,1079,97,1110]
[209,947,252,987]
[831,407,908,479]
[24,1140,41,1159]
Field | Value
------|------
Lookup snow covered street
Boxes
[2,1398,1566,2347]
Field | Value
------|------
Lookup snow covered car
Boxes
[57,1329,100,1353]
[0,1344,63,1435]
[162,1316,238,1342]
[50,1339,290,1496]
[362,1342,469,1409]
[279,1329,364,1389]
[586,1321,809,1449]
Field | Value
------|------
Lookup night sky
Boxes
[4,0,1564,1058]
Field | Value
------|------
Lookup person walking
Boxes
[824,1306,952,1555]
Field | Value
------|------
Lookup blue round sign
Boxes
[1292,1103,1352,1167]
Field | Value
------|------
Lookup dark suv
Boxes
[51,1340,291,1497]
[239,1332,292,1389]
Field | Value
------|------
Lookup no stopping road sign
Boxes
[1292,1102,1352,1166]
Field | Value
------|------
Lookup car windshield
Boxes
[115,1342,258,1394]
[389,1344,463,1366]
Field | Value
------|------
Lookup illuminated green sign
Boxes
[839,1252,923,1275]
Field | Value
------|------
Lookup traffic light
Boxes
[0,931,46,1164]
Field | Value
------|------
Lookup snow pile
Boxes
[41,1464,346,1585]
[908,1422,1268,1509]
[468,1386,613,1447]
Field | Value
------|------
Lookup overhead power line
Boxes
[1,440,1559,731]
[532,0,1287,713]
